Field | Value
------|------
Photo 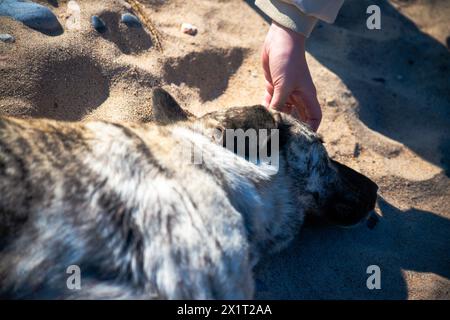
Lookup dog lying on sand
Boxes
[0,88,378,299]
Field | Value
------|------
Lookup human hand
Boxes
[261,22,322,131]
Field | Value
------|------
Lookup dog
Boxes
[0,88,378,299]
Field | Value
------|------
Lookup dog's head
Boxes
[267,110,378,227]
[152,88,378,227]
[197,105,378,227]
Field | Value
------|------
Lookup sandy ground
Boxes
[0,0,449,299]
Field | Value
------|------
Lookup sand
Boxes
[0,0,449,299]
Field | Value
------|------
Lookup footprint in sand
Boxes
[91,10,151,55]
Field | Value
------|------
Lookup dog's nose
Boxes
[331,159,379,212]
[324,159,379,227]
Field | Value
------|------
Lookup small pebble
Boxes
[181,22,197,36]
[91,15,106,33]
[121,13,141,28]
[0,0,62,35]
[0,33,15,43]
[353,143,362,158]
[325,98,337,107]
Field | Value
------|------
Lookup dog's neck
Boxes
[171,124,303,259]
[229,160,303,258]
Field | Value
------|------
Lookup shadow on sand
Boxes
[246,0,450,298]
[255,196,450,299]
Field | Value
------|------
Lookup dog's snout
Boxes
[326,160,379,226]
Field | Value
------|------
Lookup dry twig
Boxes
[125,0,163,52]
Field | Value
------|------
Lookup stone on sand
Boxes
[325,98,337,107]
[181,22,197,36]
[65,0,81,31]
[0,33,15,43]
[0,0,62,35]
[121,13,141,28]
[91,15,106,33]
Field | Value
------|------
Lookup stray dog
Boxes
[0,88,378,299]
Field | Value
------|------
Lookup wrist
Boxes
[271,21,306,47]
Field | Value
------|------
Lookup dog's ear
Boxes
[270,110,293,148]
[151,88,193,124]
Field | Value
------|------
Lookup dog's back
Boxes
[0,89,378,299]
[0,106,278,298]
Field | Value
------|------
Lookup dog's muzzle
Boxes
[326,160,379,227]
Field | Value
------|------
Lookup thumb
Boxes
[269,86,289,111]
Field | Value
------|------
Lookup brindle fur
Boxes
[0,88,377,299]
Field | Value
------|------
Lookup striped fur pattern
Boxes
[0,88,377,299]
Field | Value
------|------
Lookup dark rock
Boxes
[0,33,15,43]
[91,15,106,33]
[121,13,141,28]
[353,142,362,158]
[0,0,62,35]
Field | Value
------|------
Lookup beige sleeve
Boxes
[255,0,344,37]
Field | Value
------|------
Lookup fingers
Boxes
[263,81,273,108]
[269,85,290,111]
[260,31,321,131]
[301,91,322,132]
[264,80,321,132]
[288,95,307,121]
[261,49,273,108]
[292,88,322,132]
[261,48,271,83]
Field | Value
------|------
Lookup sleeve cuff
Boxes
[255,0,318,37]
